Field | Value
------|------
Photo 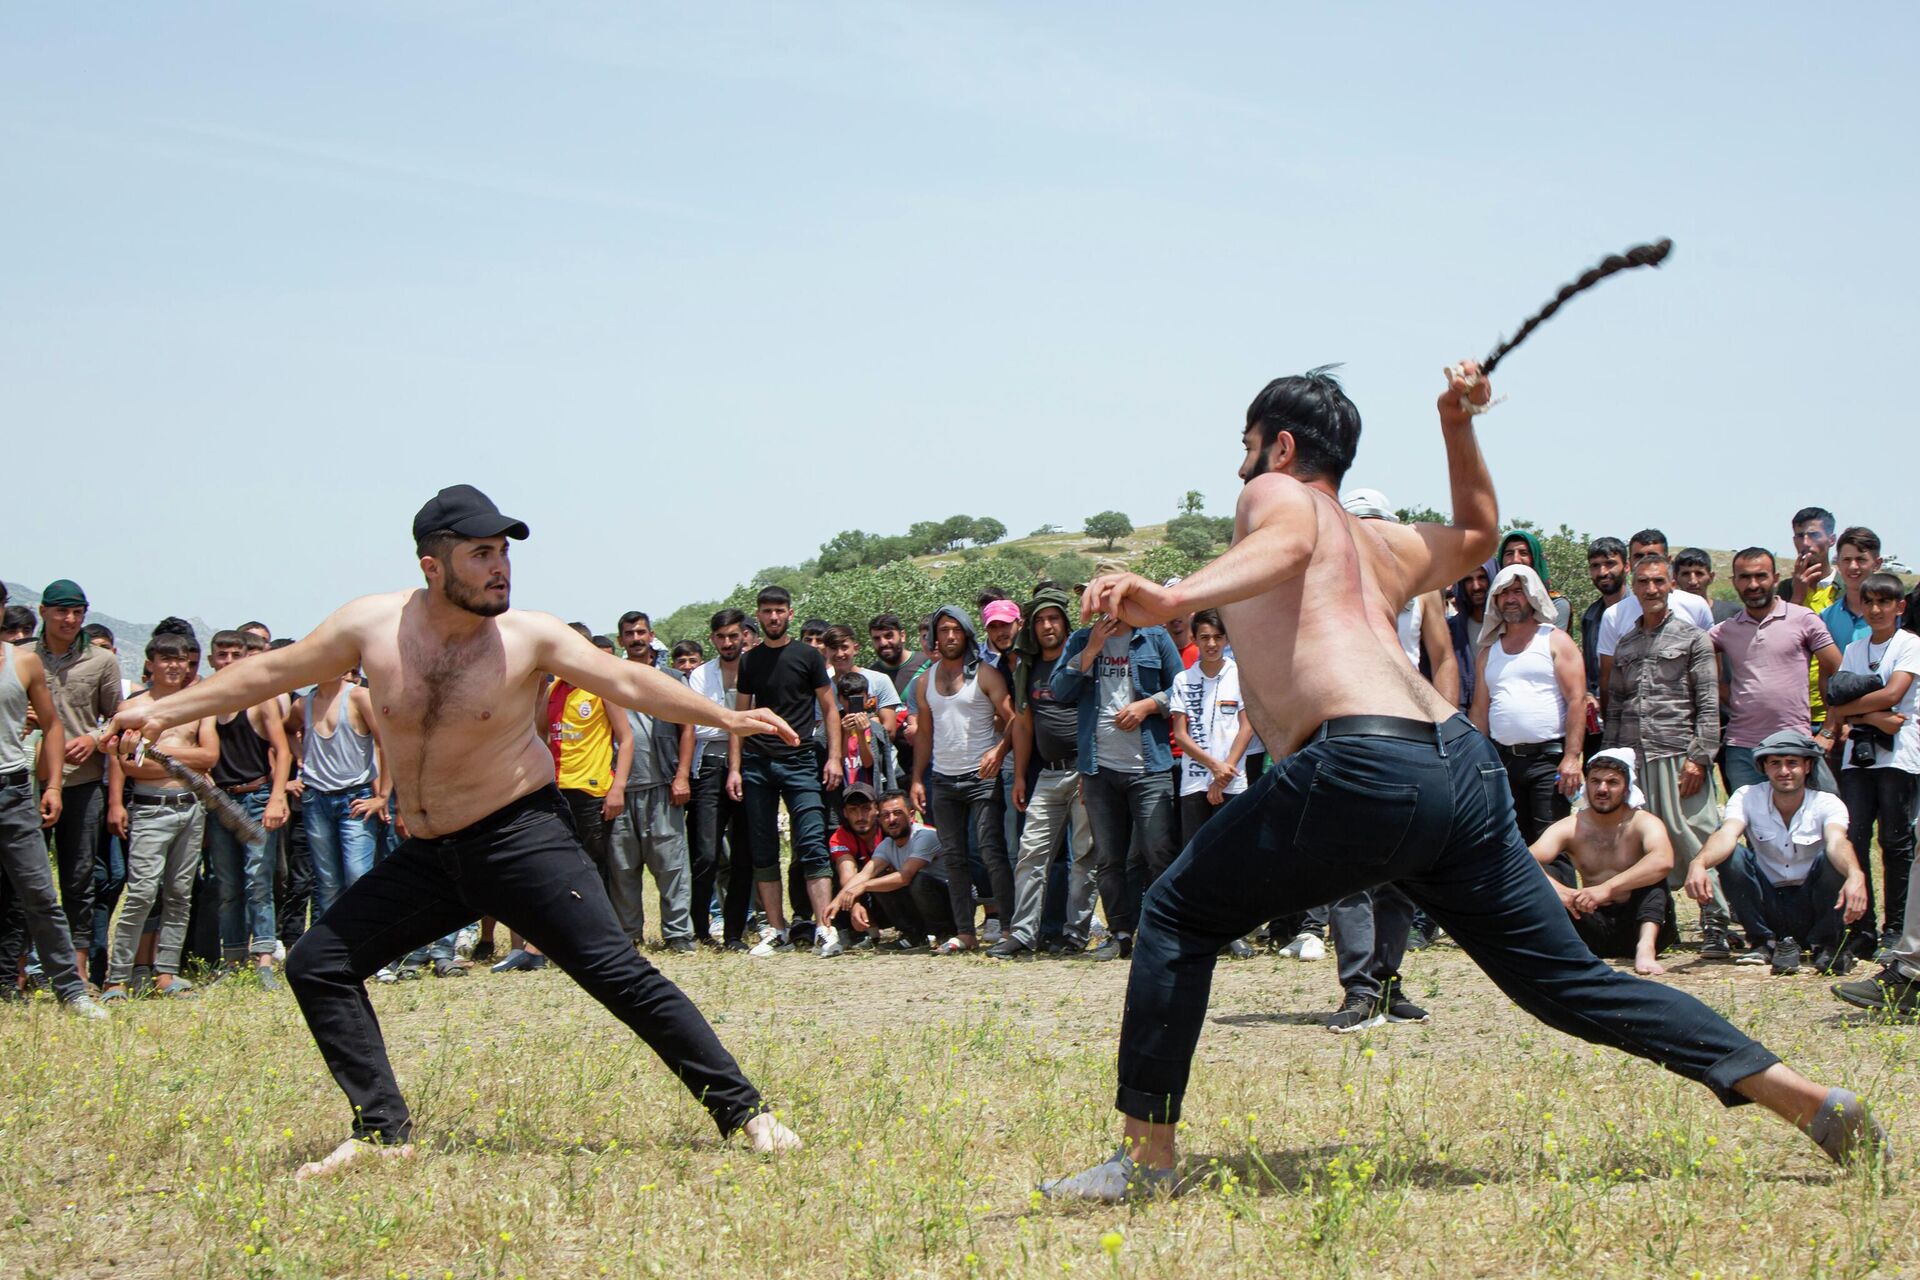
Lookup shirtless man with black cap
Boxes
[110,484,802,1179]
[1041,363,1885,1202]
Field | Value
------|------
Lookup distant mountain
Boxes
[3,582,214,682]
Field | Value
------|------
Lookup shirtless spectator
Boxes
[1531,751,1677,976]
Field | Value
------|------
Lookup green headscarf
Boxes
[1498,528,1550,590]
[1012,586,1076,710]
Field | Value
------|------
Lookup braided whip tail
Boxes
[143,744,270,844]
[1481,238,1673,376]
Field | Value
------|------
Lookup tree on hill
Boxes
[1179,490,1206,516]
[1084,510,1134,549]
[969,516,1007,546]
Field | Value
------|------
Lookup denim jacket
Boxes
[1050,625,1183,775]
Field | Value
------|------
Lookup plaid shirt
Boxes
[1603,610,1719,767]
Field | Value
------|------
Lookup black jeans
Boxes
[277,800,314,947]
[1117,716,1779,1124]
[868,873,959,943]
[1838,766,1919,935]
[1081,767,1176,937]
[45,778,106,949]
[687,760,750,943]
[562,788,613,880]
[1497,742,1571,846]
[285,785,764,1142]
[1543,858,1676,958]
[928,772,1011,941]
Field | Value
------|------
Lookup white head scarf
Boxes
[1584,746,1647,810]
[1476,563,1557,650]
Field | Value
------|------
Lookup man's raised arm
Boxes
[535,615,798,747]
[109,598,370,742]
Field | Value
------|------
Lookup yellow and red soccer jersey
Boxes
[547,680,613,797]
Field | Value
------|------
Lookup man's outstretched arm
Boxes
[109,598,371,740]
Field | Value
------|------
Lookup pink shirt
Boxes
[1709,600,1835,748]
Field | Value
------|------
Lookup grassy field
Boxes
[4,916,1917,1280]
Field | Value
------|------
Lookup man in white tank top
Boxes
[1470,564,1587,845]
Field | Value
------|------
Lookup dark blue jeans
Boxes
[740,752,829,884]
[1717,846,1848,951]
[929,771,1012,941]
[1080,767,1176,937]
[1117,717,1779,1124]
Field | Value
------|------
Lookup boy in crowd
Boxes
[1167,611,1255,847]
[1823,572,1919,956]
[204,630,292,988]
[101,633,217,1000]
[1530,750,1677,976]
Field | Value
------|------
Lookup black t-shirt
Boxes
[738,640,830,760]
[1025,654,1079,765]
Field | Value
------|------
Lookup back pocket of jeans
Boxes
[1291,760,1420,868]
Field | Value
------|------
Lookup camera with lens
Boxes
[1850,727,1889,770]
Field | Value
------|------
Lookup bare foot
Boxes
[294,1138,416,1182]
[1635,954,1666,976]
[743,1112,803,1155]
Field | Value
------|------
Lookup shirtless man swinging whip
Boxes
[1041,363,1883,1202]
[110,485,801,1178]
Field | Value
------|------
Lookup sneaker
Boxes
[375,966,399,984]
[66,993,111,1020]
[433,958,467,978]
[749,928,793,958]
[256,966,282,993]
[1814,946,1858,977]
[395,963,424,981]
[1771,937,1803,976]
[1406,922,1438,952]
[490,948,547,973]
[723,939,751,953]
[850,934,875,951]
[1326,991,1385,1034]
[1832,966,1920,1018]
[1699,924,1731,961]
[981,918,1003,944]
[1082,936,1123,961]
[1278,932,1326,961]
[1225,938,1257,960]
[883,936,930,954]
[665,938,698,954]
[1735,942,1774,967]
[985,937,1028,959]
[1038,1146,1178,1203]
[1385,993,1430,1024]
[815,931,845,958]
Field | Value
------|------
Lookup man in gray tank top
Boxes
[0,637,105,1016]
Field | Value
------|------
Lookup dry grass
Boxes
[3,919,1917,1279]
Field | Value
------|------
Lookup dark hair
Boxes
[210,629,247,650]
[823,623,857,649]
[835,671,870,707]
[1731,547,1776,572]
[242,632,270,654]
[1672,546,1712,572]
[742,618,762,636]
[876,789,909,808]
[1586,536,1628,562]
[799,618,829,638]
[618,610,652,631]
[1585,755,1631,782]
[153,616,197,639]
[82,622,115,646]
[1627,529,1668,553]
[238,620,270,636]
[709,608,747,633]
[567,621,594,640]
[1792,506,1836,535]
[1191,608,1227,636]
[146,631,201,661]
[975,587,1011,612]
[415,529,459,561]
[269,637,295,650]
[1244,365,1361,484]
[756,586,791,608]
[1,605,35,636]
[591,634,615,652]
[1862,572,1906,603]
[1631,551,1672,575]
[670,639,705,662]
[1836,526,1882,558]
[868,612,903,633]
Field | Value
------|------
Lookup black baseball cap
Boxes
[842,782,877,803]
[411,485,530,544]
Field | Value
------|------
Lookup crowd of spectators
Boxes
[5,500,1920,1026]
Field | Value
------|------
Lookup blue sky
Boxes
[5,3,1914,635]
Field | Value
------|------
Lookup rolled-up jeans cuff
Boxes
[1114,1084,1181,1126]
[1701,1043,1783,1107]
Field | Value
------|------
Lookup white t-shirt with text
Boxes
[1170,661,1249,797]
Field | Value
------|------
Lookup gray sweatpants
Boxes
[607,784,692,944]
[0,779,88,1002]
[109,797,204,984]
[1007,768,1098,948]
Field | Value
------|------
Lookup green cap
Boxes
[39,579,88,608]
